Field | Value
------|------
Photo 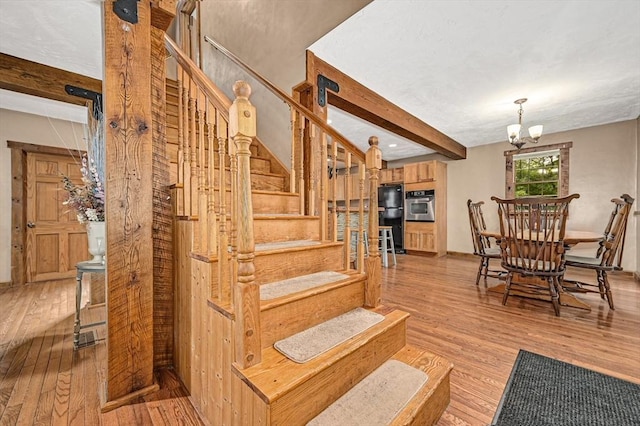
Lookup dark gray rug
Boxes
[493,350,640,426]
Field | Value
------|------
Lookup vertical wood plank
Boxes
[151,25,174,369]
[104,0,155,401]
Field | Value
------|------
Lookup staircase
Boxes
[165,35,452,425]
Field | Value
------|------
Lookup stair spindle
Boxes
[217,111,231,303]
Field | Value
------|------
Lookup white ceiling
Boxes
[1,0,639,162]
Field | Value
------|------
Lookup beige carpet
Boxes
[307,360,429,425]
[274,308,384,363]
[260,271,350,301]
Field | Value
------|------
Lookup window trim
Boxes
[505,141,572,198]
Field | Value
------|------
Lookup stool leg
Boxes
[74,270,83,350]
[381,232,388,268]
[389,230,397,266]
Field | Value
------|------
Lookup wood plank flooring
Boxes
[1,255,638,425]
[381,254,640,425]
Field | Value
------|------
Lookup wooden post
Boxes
[229,81,261,368]
[103,0,157,405]
[365,136,382,307]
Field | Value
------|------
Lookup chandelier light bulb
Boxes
[507,98,542,149]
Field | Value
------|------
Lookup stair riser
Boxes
[252,192,300,215]
[397,376,450,426]
[254,246,343,285]
[254,218,319,244]
[269,320,407,425]
[261,280,365,348]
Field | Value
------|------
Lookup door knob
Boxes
[27,222,36,228]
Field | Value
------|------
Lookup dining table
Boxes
[480,229,603,311]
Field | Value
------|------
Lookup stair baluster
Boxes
[217,113,231,303]
[230,81,261,368]
[197,91,207,253]
[330,139,338,243]
[181,71,192,217]
[176,75,185,216]
[365,136,382,307]
[357,161,366,273]
[205,102,218,258]
[344,152,352,269]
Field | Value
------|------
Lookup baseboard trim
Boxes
[0,281,12,289]
[446,251,476,260]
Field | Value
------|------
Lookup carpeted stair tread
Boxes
[274,307,384,363]
[307,359,428,426]
[260,271,350,301]
[234,309,409,402]
[255,239,320,251]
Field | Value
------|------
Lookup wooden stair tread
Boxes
[233,308,408,402]
[308,345,453,426]
[255,240,342,254]
[390,345,453,425]
[260,270,365,309]
[307,359,428,426]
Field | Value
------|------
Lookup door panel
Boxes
[25,152,88,283]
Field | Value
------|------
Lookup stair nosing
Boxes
[260,271,365,311]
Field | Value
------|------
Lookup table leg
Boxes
[487,275,591,311]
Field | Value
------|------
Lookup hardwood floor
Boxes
[1,255,638,425]
[381,254,640,426]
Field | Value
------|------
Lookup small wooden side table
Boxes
[74,261,106,350]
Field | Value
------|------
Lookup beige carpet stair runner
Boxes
[274,308,384,363]
[260,271,350,300]
[307,359,429,426]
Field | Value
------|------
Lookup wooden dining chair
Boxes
[467,199,503,285]
[563,194,634,309]
[491,194,580,315]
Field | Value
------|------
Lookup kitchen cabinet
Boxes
[403,160,447,256]
[404,222,436,252]
[380,167,404,184]
[404,161,435,183]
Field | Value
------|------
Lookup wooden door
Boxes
[25,152,88,283]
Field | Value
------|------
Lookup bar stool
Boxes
[74,260,106,350]
[379,226,397,267]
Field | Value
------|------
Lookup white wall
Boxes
[0,109,87,284]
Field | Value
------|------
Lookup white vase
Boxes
[87,221,106,264]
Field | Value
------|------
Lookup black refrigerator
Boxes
[378,184,404,252]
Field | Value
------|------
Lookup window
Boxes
[505,142,572,199]
[514,150,560,197]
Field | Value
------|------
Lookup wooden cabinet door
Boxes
[404,222,436,252]
[417,162,435,182]
[25,152,88,283]
[404,161,435,183]
[380,169,393,184]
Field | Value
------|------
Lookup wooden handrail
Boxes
[203,35,366,162]
[165,35,232,117]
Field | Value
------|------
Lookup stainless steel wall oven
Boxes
[405,190,435,222]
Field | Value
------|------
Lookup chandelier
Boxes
[507,98,543,149]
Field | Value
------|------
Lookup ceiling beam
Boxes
[0,52,102,106]
[307,51,466,160]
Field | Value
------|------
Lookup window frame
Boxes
[505,142,572,199]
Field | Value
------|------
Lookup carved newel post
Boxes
[365,136,382,307]
[229,81,261,368]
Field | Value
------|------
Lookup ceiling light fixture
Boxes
[388,144,397,148]
[507,98,543,150]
